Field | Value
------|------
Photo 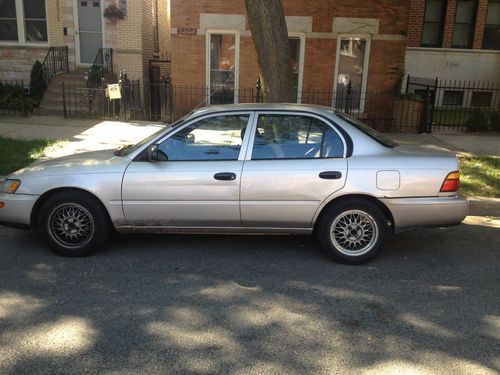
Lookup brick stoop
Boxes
[37,68,117,116]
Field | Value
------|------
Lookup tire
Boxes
[317,199,389,264]
[37,191,110,257]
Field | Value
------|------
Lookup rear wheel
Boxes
[317,199,389,264]
[38,191,110,257]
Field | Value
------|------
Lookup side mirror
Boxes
[186,133,195,144]
[148,144,159,161]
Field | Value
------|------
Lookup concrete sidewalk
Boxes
[0,115,499,157]
[0,116,163,158]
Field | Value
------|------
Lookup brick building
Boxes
[0,0,170,86]
[170,0,409,119]
[406,0,500,86]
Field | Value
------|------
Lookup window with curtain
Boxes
[421,0,447,47]
[451,0,477,48]
[23,0,47,42]
[482,0,500,50]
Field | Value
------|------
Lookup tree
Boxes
[245,0,295,103]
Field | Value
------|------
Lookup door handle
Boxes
[319,171,342,180]
[214,172,237,181]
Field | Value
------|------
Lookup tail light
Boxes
[440,171,460,192]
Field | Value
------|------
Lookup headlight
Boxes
[2,179,21,194]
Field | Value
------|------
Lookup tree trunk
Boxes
[245,0,295,103]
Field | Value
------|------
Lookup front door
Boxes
[77,0,103,64]
[122,113,253,227]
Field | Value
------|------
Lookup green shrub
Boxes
[29,60,47,103]
[0,82,35,115]
[465,109,489,132]
[489,111,500,132]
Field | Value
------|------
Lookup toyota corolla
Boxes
[0,104,468,264]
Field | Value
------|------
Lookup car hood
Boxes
[10,149,131,178]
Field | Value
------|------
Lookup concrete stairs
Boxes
[38,68,117,116]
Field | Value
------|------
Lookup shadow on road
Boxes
[0,217,498,374]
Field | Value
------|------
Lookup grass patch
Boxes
[459,156,500,198]
[0,137,63,175]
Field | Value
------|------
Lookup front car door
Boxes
[241,112,348,228]
[122,112,253,227]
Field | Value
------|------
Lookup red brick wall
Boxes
[408,0,426,47]
[170,0,409,104]
[473,0,489,48]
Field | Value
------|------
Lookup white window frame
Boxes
[206,30,240,105]
[332,34,371,113]
[288,32,305,104]
[0,0,49,45]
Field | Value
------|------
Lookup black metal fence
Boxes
[0,79,32,116]
[58,73,500,133]
[406,75,500,131]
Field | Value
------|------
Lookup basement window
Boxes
[471,92,492,107]
[442,91,464,106]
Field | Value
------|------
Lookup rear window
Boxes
[335,112,398,149]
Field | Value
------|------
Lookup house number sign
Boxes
[178,27,197,35]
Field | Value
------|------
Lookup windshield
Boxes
[117,117,187,156]
[335,111,398,148]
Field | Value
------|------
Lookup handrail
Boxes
[38,46,69,86]
[86,48,113,105]
[87,48,113,89]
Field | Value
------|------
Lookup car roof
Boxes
[191,103,336,116]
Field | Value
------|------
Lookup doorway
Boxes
[76,0,103,64]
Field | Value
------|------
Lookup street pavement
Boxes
[0,212,499,374]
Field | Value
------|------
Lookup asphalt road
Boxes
[0,215,499,375]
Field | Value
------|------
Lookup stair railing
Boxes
[86,48,113,106]
[38,46,69,86]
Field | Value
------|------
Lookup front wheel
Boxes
[38,191,110,257]
[317,199,389,264]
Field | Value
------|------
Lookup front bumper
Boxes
[0,193,38,229]
[381,196,469,232]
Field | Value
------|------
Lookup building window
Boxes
[421,0,447,47]
[0,0,18,41]
[442,90,464,106]
[0,0,47,43]
[482,0,500,50]
[452,0,477,48]
[471,92,492,107]
[334,37,370,111]
[23,0,47,42]
[207,32,239,105]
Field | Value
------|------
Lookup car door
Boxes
[240,112,348,228]
[122,112,254,227]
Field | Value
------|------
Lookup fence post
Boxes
[62,82,67,119]
[427,77,439,133]
[255,76,261,103]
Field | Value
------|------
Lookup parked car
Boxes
[0,104,468,264]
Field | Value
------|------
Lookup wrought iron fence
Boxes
[406,75,500,132]
[0,79,32,116]
[60,78,425,133]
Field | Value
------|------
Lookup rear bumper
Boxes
[0,193,38,229]
[381,196,469,232]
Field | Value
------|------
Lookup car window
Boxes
[159,114,249,161]
[251,114,344,160]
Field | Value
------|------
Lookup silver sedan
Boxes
[0,104,468,264]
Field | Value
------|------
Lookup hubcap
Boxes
[330,210,378,256]
[48,203,94,248]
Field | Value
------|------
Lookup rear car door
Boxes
[240,112,348,228]
[122,112,253,227]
